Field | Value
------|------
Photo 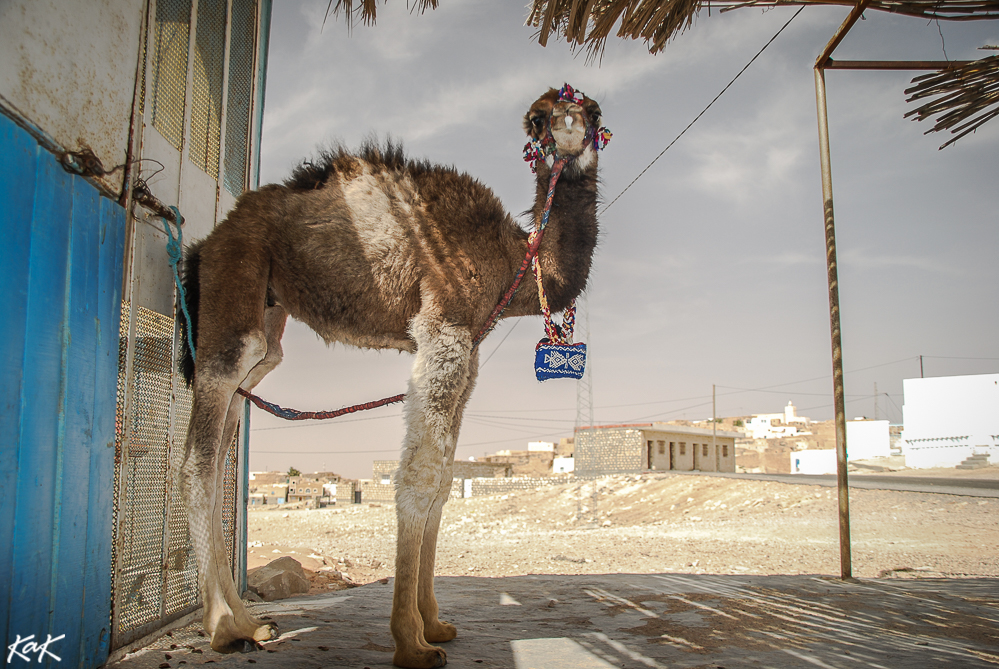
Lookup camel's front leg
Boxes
[392,316,474,669]
[418,347,477,644]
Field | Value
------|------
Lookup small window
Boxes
[722,444,729,457]
[657,440,666,455]
[702,444,709,457]
[679,442,686,455]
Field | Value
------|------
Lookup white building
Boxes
[553,456,575,474]
[788,420,890,474]
[901,373,999,469]
[846,419,891,460]
[748,402,811,439]
[528,441,556,452]
[790,449,836,475]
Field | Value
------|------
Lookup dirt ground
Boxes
[247,470,999,595]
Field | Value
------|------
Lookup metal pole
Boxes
[824,59,972,70]
[814,66,853,580]
[712,384,717,470]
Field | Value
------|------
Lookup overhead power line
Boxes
[600,7,805,214]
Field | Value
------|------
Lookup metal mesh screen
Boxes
[110,301,130,622]
[222,433,239,573]
[164,382,197,616]
[117,308,174,633]
[111,305,244,646]
[189,0,226,179]
[151,0,192,151]
[223,0,257,197]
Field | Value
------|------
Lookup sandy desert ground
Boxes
[247,470,999,594]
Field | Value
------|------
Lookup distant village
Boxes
[248,372,998,507]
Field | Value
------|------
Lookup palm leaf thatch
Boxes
[322,0,438,30]
[526,0,999,56]
[904,50,999,148]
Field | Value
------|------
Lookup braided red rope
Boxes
[236,159,568,421]
[235,387,406,421]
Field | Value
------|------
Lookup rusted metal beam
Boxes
[815,0,873,69]
[826,59,974,69]
[814,66,853,580]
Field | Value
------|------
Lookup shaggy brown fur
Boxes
[178,87,605,668]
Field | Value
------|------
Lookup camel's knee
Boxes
[195,330,268,393]
[239,306,287,390]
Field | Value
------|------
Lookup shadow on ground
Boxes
[109,573,999,668]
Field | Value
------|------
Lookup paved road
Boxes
[674,470,999,497]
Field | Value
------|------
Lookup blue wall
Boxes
[0,113,126,668]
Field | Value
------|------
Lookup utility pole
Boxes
[873,382,879,420]
[712,384,717,470]
[920,355,924,378]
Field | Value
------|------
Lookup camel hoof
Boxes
[253,622,279,642]
[424,621,457,643]
[393,646,447,668]
[211,637,259,654]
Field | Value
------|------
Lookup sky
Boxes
[247,0,999,479]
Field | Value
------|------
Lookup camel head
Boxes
[523,84,611,174]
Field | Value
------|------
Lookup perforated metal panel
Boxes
[164,382,197,617]
[223,0,257,196]
[116,308,173,633]
[110,300,130,622]
[150,0,192,151]
[190,0,226,178]
[222,436,239,574]
[111,304,243,647]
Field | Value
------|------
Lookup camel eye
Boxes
[531,115,545,131]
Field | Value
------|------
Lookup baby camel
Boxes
[178,85,607,668]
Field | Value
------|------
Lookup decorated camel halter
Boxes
[523,83,611,381]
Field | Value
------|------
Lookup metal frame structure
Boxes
[811,1,974,578]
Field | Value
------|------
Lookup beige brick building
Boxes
[287,475,337,505]
[575,423,741,475]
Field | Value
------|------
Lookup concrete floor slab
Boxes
[108,574,999,668]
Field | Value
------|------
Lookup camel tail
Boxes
[179,241,202,387]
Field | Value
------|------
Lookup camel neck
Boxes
[513,162,599,316]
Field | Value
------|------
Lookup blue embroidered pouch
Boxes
[535,339,586,381]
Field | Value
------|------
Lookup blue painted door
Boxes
[0,114,127,668]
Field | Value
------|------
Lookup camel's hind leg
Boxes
[181,275,286,652]
[392,313,475,669]
[209,305,288,641]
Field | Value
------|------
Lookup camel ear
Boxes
[584,99,602,129]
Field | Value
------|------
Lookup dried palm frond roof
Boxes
[321,0,999,147]
[321,0,438,30]
[905,49,999,148]
[527,0,999,56]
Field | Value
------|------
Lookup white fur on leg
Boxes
[391,313,473,665]
[182,332,271,649]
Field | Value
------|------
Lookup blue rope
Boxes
[161,206,196,363]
